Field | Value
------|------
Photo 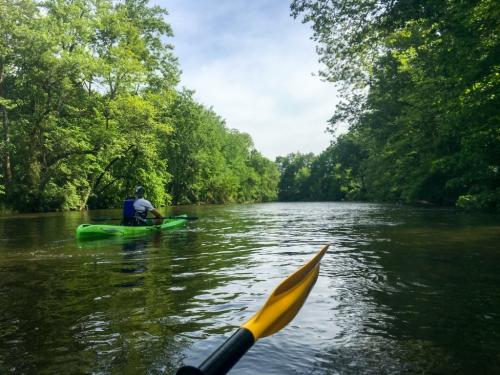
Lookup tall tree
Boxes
[0,0,38,194]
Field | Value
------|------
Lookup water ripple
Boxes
[0,203,499,374]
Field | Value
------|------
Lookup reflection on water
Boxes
[0,203,499,374]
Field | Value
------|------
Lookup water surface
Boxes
[0,202,499,374]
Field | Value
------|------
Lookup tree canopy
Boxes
[3,0,497,211]
[0,0,279,212]
[289,0,500,210]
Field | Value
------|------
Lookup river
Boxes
[0,202,499,374]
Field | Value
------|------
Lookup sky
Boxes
[157,0,340,160]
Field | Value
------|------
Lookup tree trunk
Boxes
[1,104,12,189]
[79,188,91,211]
[80,145,136,209]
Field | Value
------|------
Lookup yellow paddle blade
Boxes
[242,244,330,340]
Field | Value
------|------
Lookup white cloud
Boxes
[158,0,340,159]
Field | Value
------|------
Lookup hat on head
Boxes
[135,186,145,196]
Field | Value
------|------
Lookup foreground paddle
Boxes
[91,216,198,222]
[177,244,330,375]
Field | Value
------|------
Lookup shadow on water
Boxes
[116,238,150,288]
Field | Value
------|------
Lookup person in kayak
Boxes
[133,186,163,225]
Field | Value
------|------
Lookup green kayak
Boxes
[76,215,188,239]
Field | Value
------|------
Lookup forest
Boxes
[280,0,499,210]
[0,0,279,212]
[1,0,498,212]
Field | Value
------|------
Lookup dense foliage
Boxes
[276,134,366,202]
[289,0,499,210]
[164,90,279,204]
[0,0,279,212]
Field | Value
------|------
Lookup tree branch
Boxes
[46,145,100,169]
[93,144,135,193]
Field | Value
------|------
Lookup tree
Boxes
[164,90,279,204]
[0,0,38,195]
[276,153,315,201]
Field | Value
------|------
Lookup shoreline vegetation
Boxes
[1,0,498,213]
[0,0,280,212]
[288,0,499,211]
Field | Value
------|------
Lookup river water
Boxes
[0,202,499,374]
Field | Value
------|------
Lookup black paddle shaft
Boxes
[91,216,198,222]
[176,328,255,375]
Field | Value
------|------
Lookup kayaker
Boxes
[133,186,163,225]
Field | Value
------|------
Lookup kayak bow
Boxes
[177,244,330,375]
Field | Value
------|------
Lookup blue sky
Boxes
[157,0,339,159]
